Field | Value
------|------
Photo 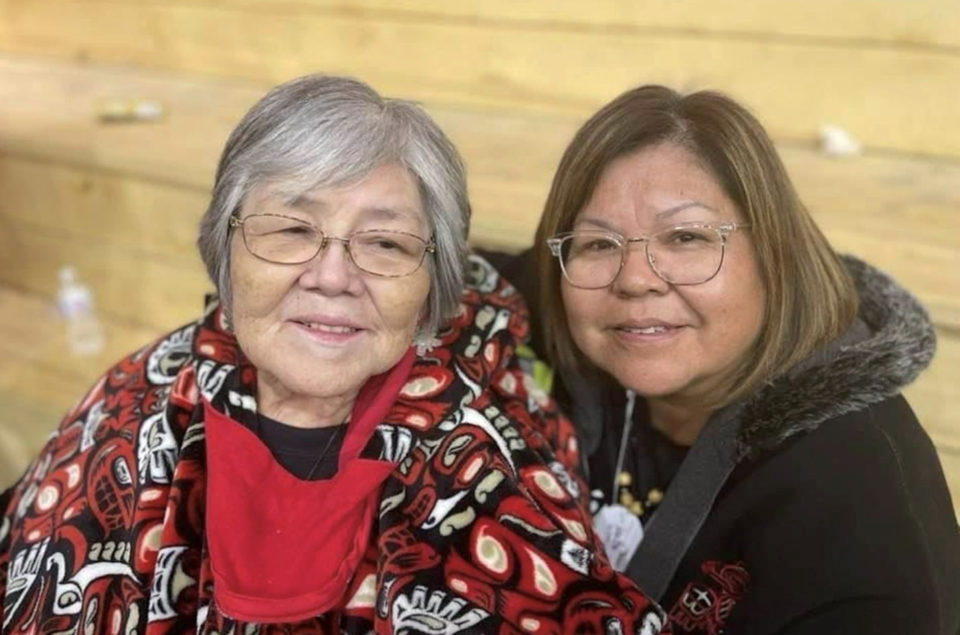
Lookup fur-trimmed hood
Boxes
[735,255,937,459]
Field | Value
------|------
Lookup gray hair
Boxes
[197,75,470,335]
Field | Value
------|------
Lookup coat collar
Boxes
[736,255,936,458]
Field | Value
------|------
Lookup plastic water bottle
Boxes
[57,267,105,356]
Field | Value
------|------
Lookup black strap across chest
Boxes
[625,404,742,601]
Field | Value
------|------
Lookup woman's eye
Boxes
[361,236,419,256]
[667,230,707,244]
[284,227,310,235]
[585,239,619,253]
[264,224,313,236]
[372,239,401,251]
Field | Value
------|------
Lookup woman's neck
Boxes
[256,374,357,429]
[645,397,713,447]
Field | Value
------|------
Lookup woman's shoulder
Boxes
[737,394,958,588]
[774,395,935,474]
[744,394,949,508]
[722,395,960,633]
[726,393,958,582]
[804,395,958,564]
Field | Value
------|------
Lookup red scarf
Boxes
[204,350,415,622]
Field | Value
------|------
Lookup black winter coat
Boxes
[482,248,960,635]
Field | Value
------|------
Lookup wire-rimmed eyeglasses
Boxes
[230,213,435,278]
[547,222,749,289]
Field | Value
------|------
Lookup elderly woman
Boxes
[0,76,666,634]
[483,85,960,634]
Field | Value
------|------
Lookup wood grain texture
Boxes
[905,333,960,454]
[47,0,960,49]
[0,1,958,156]
[0,218,211,329]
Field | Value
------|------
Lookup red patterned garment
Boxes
[0,256,666,635]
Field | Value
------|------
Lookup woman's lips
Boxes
[289,319,365,344]
[611,323,685,342]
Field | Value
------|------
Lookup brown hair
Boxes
[535,85,859,406]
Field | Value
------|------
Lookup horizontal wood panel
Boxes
[0,287,161,401]
[905,332,960,454]
[55,0,960,51]
[3,56,958,243]
[0,221,211,329]
[0,55,249,188]
[0,156,208,260]
[0,3,958,156]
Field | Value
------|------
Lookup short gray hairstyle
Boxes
[197,75,470,335]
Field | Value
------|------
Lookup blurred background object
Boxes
[0,0,957,513]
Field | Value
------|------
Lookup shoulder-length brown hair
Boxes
[535,85,859,406]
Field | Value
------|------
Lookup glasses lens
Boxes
[649,225,724,284]
[242,215,321,264]
[559,233,623,288]
[349,231,428,277]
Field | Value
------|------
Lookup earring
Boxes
[413,327,440,357]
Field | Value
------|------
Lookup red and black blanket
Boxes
[0,255,664,634]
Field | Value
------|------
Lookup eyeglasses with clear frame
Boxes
[547,222,749,289]
[230,213,436,278]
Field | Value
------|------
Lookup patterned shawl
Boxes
[0,255,665,634]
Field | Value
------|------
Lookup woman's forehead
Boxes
[246,165,427,226]
[573,147,739,230]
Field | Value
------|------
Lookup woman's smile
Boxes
[287,314,366,345]
[611,321,688,344]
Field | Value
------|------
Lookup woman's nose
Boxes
[298,238,360,294]
[612,243,670,297]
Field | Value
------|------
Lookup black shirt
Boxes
[588,391,689,524]
[248,414,346,481]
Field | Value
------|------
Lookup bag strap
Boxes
[625,403,742,601]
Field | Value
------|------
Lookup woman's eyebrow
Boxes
[655,201,720,220]
[358,205,418,223]
[574,217,621,232]
[282,196,420,225]
[576,202,720,231]
[283,193,325,210]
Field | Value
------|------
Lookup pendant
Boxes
[593,504,644,572]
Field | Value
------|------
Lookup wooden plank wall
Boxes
[0,1,958,511]
[1,0,959,156]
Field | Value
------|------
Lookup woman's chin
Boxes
[269,369,366,403]
[606,367,693,401]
